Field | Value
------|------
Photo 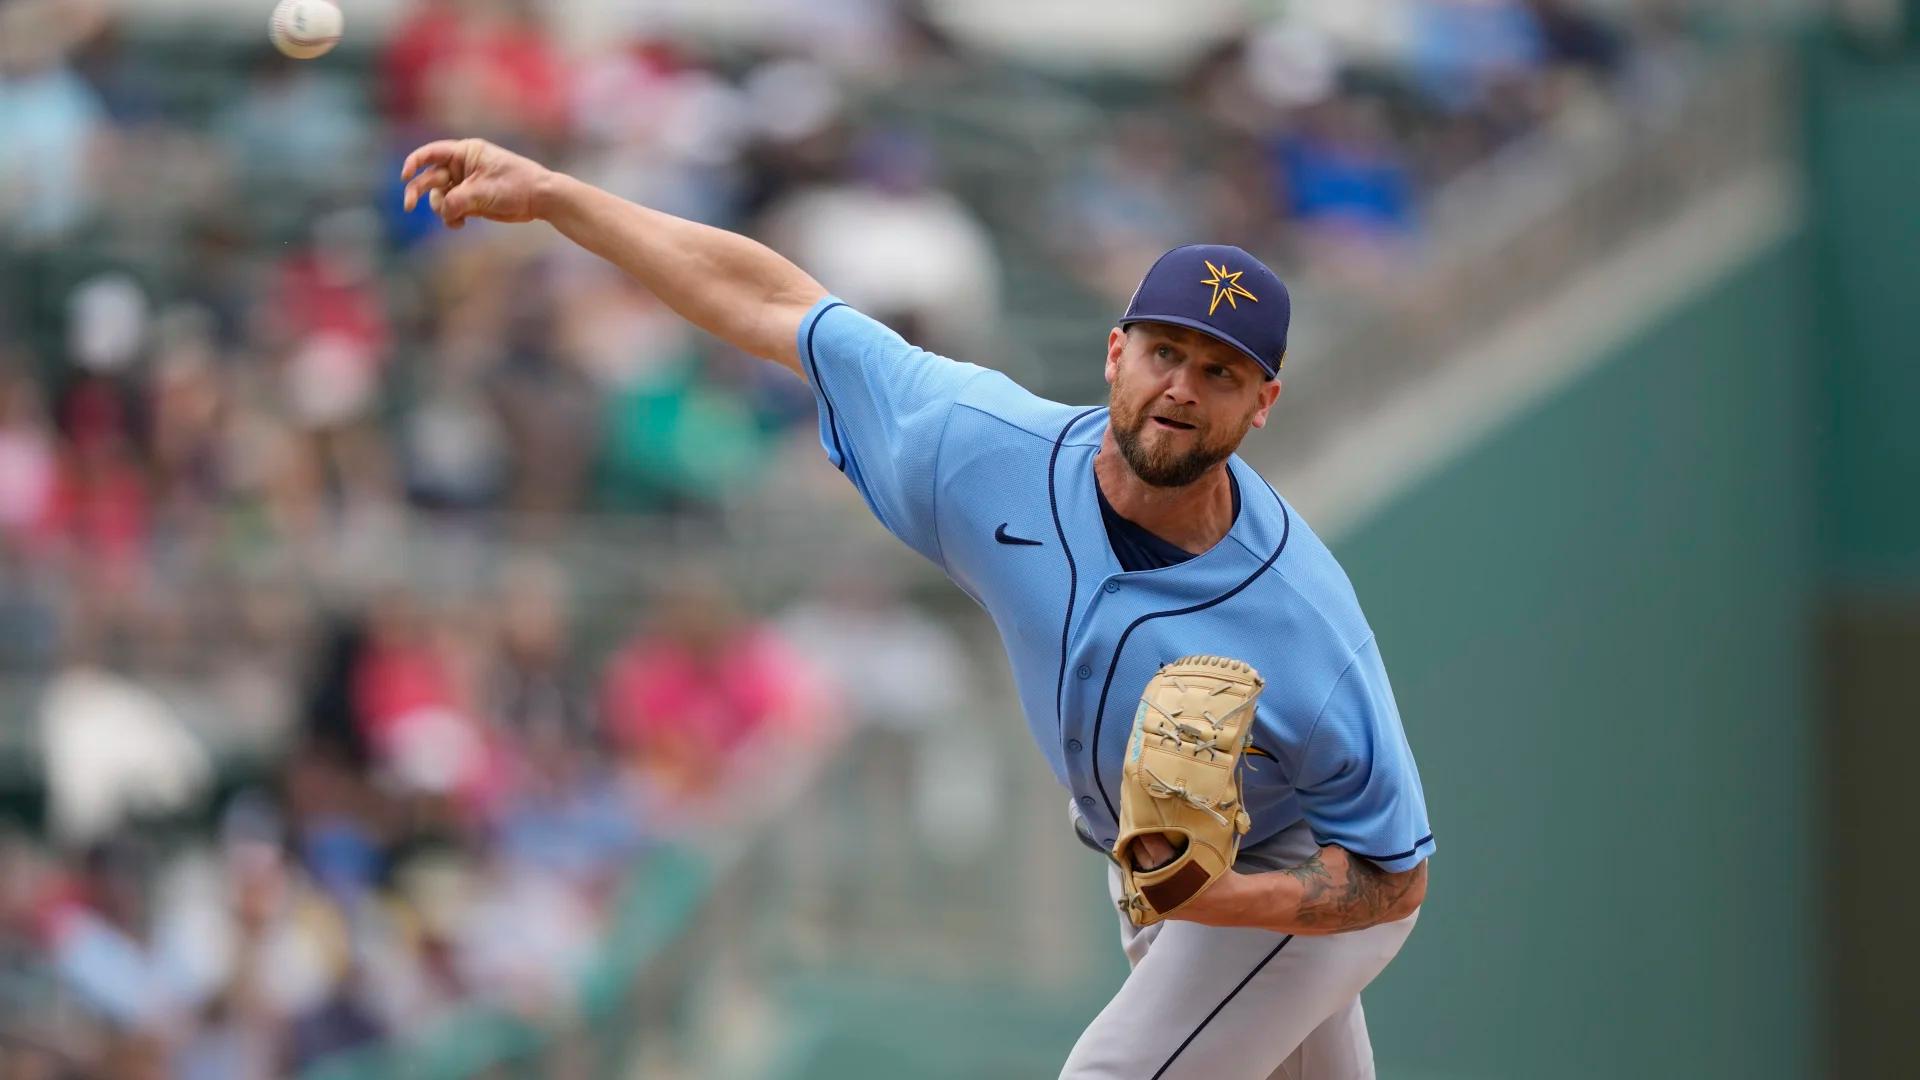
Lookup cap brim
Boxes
[1118,314,1279,379]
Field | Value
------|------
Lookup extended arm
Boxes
[402,138,828,376]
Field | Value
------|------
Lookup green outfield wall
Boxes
[1806,42,1920,594]
[1338,236,1819,1079]
[1339,37,1920,1079]
[1802,37,1920,1080]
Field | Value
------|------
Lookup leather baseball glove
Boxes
[1113,655,1266,927]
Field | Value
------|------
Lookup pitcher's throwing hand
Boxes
[401,139,552,228]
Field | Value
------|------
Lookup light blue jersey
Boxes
[799,298,1435,873]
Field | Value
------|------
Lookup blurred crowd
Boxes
[0,0,1682,1074]
[0,0,1686,673]
[0,553,993,1077]
[1043,0,1692,299]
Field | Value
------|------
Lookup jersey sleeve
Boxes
[1293,637,1436,873]
[797,297,986,565]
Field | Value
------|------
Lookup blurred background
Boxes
[0,0,1913,1076]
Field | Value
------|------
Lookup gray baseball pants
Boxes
[1062,808,1420,1079]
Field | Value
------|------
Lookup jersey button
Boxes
[1066,739,1083,752]
[1076,664,1091,679]
[1103,581,1120,594]
[1078,796,1096,807]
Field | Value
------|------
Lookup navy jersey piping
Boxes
[803,301,850,471]
[924,384,973,569]
[953,394,1107,447]
[1312,833,1435,864]
[1089,480,1292,820]
[1050,408,1103,728]
[1150,936,1294,1078]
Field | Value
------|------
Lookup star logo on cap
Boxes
[1199,260,1259,316]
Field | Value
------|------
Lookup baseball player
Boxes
[402,138,1434,1079]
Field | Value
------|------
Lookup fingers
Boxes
[398,139,518,229]
[421,185,464,228]
[403,166,453,213]
[400,139,468,183]
[407,174,478,229]
[438,182,485,228]
[1129,833,1178,871]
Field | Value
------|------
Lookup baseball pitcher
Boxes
[402,138,1435,1079]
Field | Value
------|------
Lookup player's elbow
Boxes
[1392,860,1428,919]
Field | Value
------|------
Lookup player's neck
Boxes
[1094,432,1236,555]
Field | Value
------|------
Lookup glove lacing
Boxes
[1139,766,1235,829]
[1140,699,1253,832]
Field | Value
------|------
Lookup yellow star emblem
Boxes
[1200,260,1259,316]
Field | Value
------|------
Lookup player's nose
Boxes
[1161,366,1202,404]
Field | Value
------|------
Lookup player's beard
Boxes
[1108,383,1254,489]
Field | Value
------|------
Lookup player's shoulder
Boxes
[801,297,915,362]
[1234,471,1376,655]
[950,370,1102,448]
[802,298,1086,440]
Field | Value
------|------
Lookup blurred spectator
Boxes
[284,959,388,1073]
[64,272,147,379]
[384,0,569,145]
[447,850,597,1013]
[568,42,750,227]
[0,0,109,247]
[1532,0,1627,75]
[591,348,774,515]
[0,541,62,670]
[0,367,61,556]
[1408,0,1547,114]
[601,571,827,808]
[399,353,509,514]
[777,563,966,738]
[1265,97,1419,284]
[1044,114,1207,305]
[215,57,372,204]
[349,590,503,816]
[495,736,648,892]
[44,837,192,1035]
[484,256,600,520]
[762,127,1001,360]
[146,306,230,517]
[38,663,212,848]
[778,564,1001,860]
[1269,98,1416,237]
[486,556,592,745]
[267,209,391,435]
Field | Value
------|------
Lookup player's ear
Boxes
[1249,378,1282,429]
[1105,327,1126,385]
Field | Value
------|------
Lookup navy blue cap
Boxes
[1119,244,1291,378]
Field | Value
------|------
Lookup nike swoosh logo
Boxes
[995,523,1044,546]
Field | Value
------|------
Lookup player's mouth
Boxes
[1150,416,1197,431]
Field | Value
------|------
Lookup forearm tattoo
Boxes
[1280,848,1424,932]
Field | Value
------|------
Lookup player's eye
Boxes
[1208,364,1233,380]
[1154,345,1175,360]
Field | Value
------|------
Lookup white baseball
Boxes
[269,0,344,61]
